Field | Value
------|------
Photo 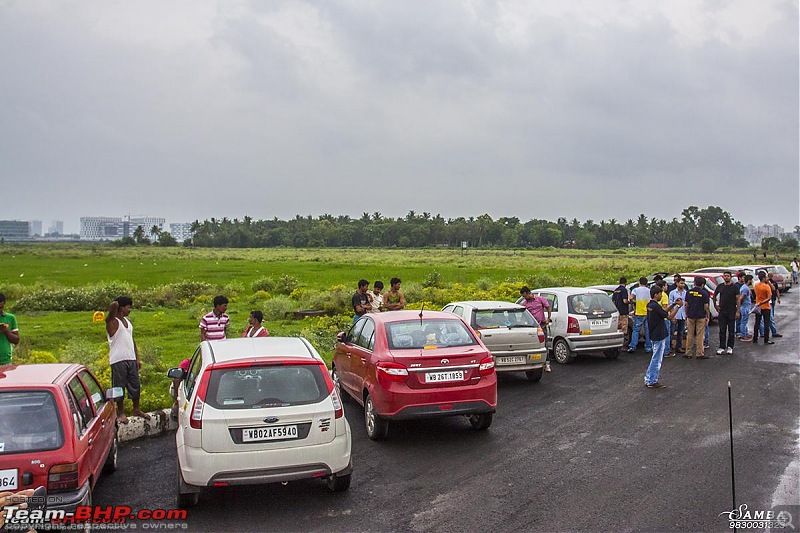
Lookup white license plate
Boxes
[590,319,609,328]
[425,371,465,383]
[0,468,18,491]
[242,425,299,442]
[498,356,526,365]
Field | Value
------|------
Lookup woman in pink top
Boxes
[242,310,270,338]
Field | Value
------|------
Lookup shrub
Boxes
[275,275,300,295]
[262,295,296,321]
[252,277,277,292]
[298,315,352,360]
[422,270,442,288]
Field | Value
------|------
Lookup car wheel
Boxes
[103,432,118,474]
[603,348,620,359]
[468,412,493,430]
[326,472,352,492]
[83,488,93,532]
[364,393,389,441]
[525,368,543,382]
[331,366,347,402]
[177,463,200,509]
[553,339,575,364]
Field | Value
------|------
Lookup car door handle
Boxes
[88,438,93,448]
[346,351,352,357]
[360,357,367,363]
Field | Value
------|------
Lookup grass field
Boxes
[1,243,756,411]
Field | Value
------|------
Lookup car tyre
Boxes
[468,412,493,430]
[603,348,620,359]
[553,339,575,364]
[525,368,543,382]
[326,472,352,492]
[103,432,118,474]
[364,393,388,441]
[177,463,200,509]
[331,366,347,402]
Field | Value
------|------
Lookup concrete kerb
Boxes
[117,409,178,443]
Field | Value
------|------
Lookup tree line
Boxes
[143,205,759,250]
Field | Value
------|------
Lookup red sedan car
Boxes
[0,363,121,511]
[333,310,497,440]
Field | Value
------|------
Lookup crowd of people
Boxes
[611,269,786,389]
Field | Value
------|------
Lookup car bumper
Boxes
[491,349,547,373]
[565,332,625,353]
[47,480,91,513]
[178,430,352,488]
[371,377,497,419]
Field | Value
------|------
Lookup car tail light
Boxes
[376,362,408,386]
[537,326,545,344]
[189,367,212,430]
[567,316,580,334]
[473,330,481,338]
[320,363,344,419]
[48,463,79,492]
[478,356,495,376]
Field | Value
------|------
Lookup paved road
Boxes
[95,291,799,532]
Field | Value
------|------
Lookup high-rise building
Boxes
[129,217,165,238]
[0,220,32,241]
[48,220,64,236]
[169,223,194,242]
[80,217,124,240]
[30,220,42,237]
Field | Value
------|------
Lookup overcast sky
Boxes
[2,0,798,234]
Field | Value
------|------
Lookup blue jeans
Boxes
[738,303,750,336]
[759,303,778,335]
[629,315,651,351]
[664,319,672,355]
[645,337,667,385]
[673,319,686,351]
[704,323,710,346]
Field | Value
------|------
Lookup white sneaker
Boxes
[726,347,733,355]
[716,348,725,355]
[544,362,552,373]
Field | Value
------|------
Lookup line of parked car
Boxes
[2,262,789,513]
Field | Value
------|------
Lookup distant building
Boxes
[129,217,165,238]
[169,222,194,242]
[745,224,785,245]
[48,220,64,236]
[30,220,42,237]
[80,217,124,240]
[0,220,31,241]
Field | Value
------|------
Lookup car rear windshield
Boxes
[474,308,538,329]
[0,391,64,454]
[568,293,618,315]
[205,364,328,410]
[386,319,478,349]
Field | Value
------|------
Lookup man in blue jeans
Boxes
[737,274,753,341]
[627,277,652,353]
[645,285,683,388]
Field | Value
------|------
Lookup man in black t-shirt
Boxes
[351,279,372,323]
[713,271,740,355]
[684,277,710,359]
[644,285,683,388]
[612,277,630,345]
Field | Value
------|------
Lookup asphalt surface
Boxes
[94,291,799,532]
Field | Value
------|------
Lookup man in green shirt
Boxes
[0,293,20,365]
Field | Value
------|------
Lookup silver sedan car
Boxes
[528,288,625,364]
[442,301,548,382]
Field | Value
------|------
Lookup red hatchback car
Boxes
[0,363,120,511]
[332,310,497,440]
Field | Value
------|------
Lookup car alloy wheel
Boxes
[553,339,574,364]
[364,393,388,440]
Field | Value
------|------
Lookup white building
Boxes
[30,220,42,237]
[129,217,165,238]
[48,220,64,236]
[169,222,194,242]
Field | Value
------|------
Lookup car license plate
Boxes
[590,319,608,327]
[425,371,465,383]
[530,353,542,360]
[242,425,299,442]
[498,356,526,365]
[0,468,18,491]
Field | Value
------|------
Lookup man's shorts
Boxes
[111,360,141,400]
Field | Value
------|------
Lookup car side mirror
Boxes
[167,367,186,379]
[336,332,347,343]
[106,387,124,401]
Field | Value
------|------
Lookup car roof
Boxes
[445,301,525,310]
[205,337,319,363]
[534,287,607,295]
[0,363,80,385]
[369,310,459,323]
[585,285,617,291]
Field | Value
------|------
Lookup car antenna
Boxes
[419,303,425,324]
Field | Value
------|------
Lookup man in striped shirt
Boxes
[200,295,230,340]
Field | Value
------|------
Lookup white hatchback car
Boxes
[169,337,352,508]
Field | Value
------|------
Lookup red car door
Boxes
[67,377,102,489]
[351,318,377,394]
[78,370,115,478]
[334,319,366,399]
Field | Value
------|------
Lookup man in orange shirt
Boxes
[752,272,773,345]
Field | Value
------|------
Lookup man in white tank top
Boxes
[106,296,151,424]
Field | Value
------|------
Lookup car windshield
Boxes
[386,319,478,349]
[473,308,538,329]
[0,391,64,454]
[567,293,617,315]
[776,266,790,275]
[206,364,328,410]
